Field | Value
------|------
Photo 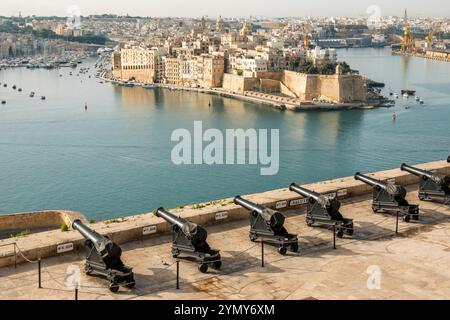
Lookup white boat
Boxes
[143,84,155,89]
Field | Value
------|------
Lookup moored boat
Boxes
[401,89,416,96]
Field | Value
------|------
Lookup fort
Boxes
[222,70,368,104]
[0,159,449,299]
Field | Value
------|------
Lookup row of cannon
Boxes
[72,158,450,292]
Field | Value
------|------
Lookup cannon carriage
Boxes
[401,164,450,204]
[72,219,135,293]
[155,208,221,273]
[234,196,299,255]
[289,183,354,238]
[354,173,419,222]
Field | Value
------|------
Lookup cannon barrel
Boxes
[401,164,450,186]
[234,196,265,215]
[401,164,435,179]
[234,196,285,229]
[73,219,105,245]
[72,219,121,261]
[155,207,186,229]
[290,183,341,212]
[289,183,320,200]
[354,172,387,189]
[156,208,206,242]
[355,172,407,198]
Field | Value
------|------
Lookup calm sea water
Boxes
[0,48,449,220]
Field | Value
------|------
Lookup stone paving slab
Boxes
[0,186,449,300]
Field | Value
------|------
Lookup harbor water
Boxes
[0,47,449,220]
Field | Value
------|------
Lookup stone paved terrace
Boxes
[0,186,449,300]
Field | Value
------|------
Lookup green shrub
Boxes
[11,230,30,238]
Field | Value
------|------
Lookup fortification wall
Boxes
[112,69,155,83]
[222,74,258,94]
[281,71,367,103]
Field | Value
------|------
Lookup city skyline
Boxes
[1,0,449,18]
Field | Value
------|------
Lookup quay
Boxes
[392,50,450,63]
[0,159,449,299]
[99,75,374,112]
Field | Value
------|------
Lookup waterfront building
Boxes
[306,46,337,66]
[241,56,268,77]
[112,46,167,83]
[196,55,225,88]
[162,56,182,85]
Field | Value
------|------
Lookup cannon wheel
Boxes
[212,261,222,270]
[109,283,120,293]
[84,264,93,275]
[336,229,344,239]
[290,243,299,253]
[198,264,209,273]
[278,246,287,255]
[126,277,136,289]
[403,215,411,223]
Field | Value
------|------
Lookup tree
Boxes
[338,62,351,74]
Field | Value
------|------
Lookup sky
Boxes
[0,0,448,18]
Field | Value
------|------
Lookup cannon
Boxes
[354,173,419,222]
[401,164,450,204]
[72,219,135,293]
[289,183,354,238]
[155,208,221,273]
[234,196,299,255]
[447,155,450,163]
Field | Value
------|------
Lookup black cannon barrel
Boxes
[234,196,285,229]
[354,172,387,189]
[73,219,105,245]
[401,164,434,179]
[289,183,320,200]
[156,207,204,242]
[234,196,265,215]
[401,163,450,186]
[155,207,186,229]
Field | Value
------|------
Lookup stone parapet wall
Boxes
[0,211,86,233]
[0,160,448,267]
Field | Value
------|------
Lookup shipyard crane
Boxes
[425,31,434,48]
[401,9,415,53]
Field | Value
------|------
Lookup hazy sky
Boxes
[1,0,448,18]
